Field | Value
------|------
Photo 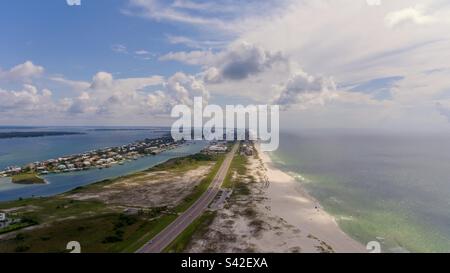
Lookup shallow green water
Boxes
[272,130,450,253]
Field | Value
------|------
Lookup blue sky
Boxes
[0,0,201,80]
[1,0,450,130]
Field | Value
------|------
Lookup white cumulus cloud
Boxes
[0,61,44,82]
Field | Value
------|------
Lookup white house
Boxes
[208,145,228,152]
[83,161,91,167]
[0,212,6,222]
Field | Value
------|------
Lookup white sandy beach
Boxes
[188,144,367,253]
[258,146,366,253]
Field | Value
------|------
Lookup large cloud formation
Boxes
[0,61,44,82]
[158,0,450,129]
[0,60,210,124]
[0,85,54,114]
[161,42,286,82]
[275,71,337,107]
[145,72,210,114]
[65,71,208,117]
[3,0,450,129]
[217,42,285,81]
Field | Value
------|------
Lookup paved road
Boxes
[137,143,238,253]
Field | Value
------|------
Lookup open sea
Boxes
[0,126,207,202]
[271,130,450,253]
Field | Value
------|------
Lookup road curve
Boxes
[137,143,238,253]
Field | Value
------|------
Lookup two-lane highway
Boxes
[137,143,238,253]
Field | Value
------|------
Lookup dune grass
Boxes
[11,173,45,185]
[164,211,216,253]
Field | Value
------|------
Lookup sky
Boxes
[1,0,450,131]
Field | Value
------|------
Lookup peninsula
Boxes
[0,135,183,179]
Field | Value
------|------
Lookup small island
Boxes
[0,131,85,139]
[11,173,46,185]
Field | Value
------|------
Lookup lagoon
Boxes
[0,126,207,202]
[0,141,206,202]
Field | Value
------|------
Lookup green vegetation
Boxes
[124,154,226,252]
[234,181,251,196]
[102,214,138,243]
[162,143,246,253]
[0,198,108,224]
[0,151,226,253]
[223,143,248,189]
[0,198,151,252]
[0,222,35,235]
[121,214,178,252]
[165,211,216,253]
[65,153,217,195]
[11,173,45,185]
[222,154,247,188]
[0,213,149,253]
[176,155,224,213]
[152,153,216,173]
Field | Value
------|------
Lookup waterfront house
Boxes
[83,161,91,167]
[10,167,22,174]
[97,159,106,164]
[145,147,159,154]
[91,156,100,162]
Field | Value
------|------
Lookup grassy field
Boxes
[162,143,247,253]
[0,152,224,253]
[69,153,217,195]
[0,222,36,235]
[222,144,248,189]
[152,153,216,173]
[175,155,225,213]
[124,154,226,252]
[0,213,152,253]
[11,173,45,184]
[164,211,216,253]
[0,198,109,223]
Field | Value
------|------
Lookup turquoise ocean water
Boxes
[272,130,450,253]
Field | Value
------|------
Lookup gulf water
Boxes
[272,130,450,253]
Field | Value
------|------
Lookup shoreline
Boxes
[0,142,207,203]
[257,145,366,253]
[1,135,178,178]
[1,141,367,252]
